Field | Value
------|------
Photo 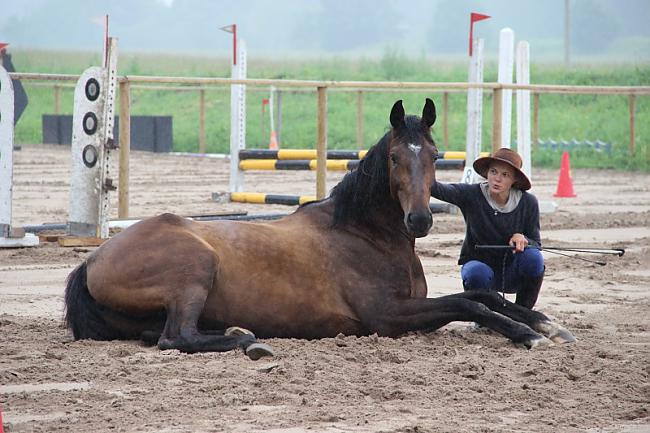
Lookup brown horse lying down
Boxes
[64,99,575,359]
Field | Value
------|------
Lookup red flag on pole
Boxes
[0,42,8,53]
[219,24,237,65]
[469,12,490,56]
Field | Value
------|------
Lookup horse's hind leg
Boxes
[444,291,576,344]
[156,284,273,359]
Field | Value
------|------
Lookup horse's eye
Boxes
[390,154,398,165]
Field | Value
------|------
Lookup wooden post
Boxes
[54,85,60,114]
[532,93,539,152]
[492,87,503,153]
[629,94,636,155]
[199,89,206,154]
[356,90,364,150]
[316,86,328,199]
[118,81,131,219]
[442,91,449,149]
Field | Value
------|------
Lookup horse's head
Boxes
[388,99,438,238]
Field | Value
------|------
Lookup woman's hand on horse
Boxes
[509,233,528,253]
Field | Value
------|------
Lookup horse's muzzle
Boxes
[405,211,433,237]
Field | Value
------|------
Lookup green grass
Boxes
[11,49,650,171]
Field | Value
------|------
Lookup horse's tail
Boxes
[64,262,121,340]
[64,262,165,341]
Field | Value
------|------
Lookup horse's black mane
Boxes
[329,115,427,229]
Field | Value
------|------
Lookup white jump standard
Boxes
[0,63,38,248]
[67,37,118,239]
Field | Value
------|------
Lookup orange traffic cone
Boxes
[554,151,576,197]
[268,131,278,150]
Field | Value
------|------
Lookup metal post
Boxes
[492,88,503,153]
[118,81,130,218]
[199,89,206,154]
[629,94,636,155]
[442,91,449,149]
[356,90,364,150]
[316,86,328,199]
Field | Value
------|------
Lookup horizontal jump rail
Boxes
[229,192,454,213]
[240,149,367,160]
[230,192,317,206]
[239,159,464,171]
[239,149,488,161]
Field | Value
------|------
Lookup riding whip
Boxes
[475,245,625,266]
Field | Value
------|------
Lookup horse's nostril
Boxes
[407,212,432,233]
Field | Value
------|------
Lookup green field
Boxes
[11,49,650,171]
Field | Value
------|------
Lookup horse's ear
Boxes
[422,98,436,128]
[390,100,405,129]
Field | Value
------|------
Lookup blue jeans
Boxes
[461,248,544,294]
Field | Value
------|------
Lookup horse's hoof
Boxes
[549,326,577,344]
[245,343,275,360]
[537,321,577,344]
[225,326,256,338]
[525,335,553,350]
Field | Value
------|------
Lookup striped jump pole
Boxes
[231,192,317,206]
[230,192,454,213]
[239,149,486,161]
[239,158,465,171]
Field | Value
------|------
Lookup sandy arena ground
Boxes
[1,144,649,433]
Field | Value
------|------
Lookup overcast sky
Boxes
[2,0,649,61]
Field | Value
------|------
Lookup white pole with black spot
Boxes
[68,37,118,238]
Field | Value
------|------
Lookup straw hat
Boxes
[473,148,531,191]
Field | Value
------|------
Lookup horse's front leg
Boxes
[364,297,552,349]
[440,291,576,344]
